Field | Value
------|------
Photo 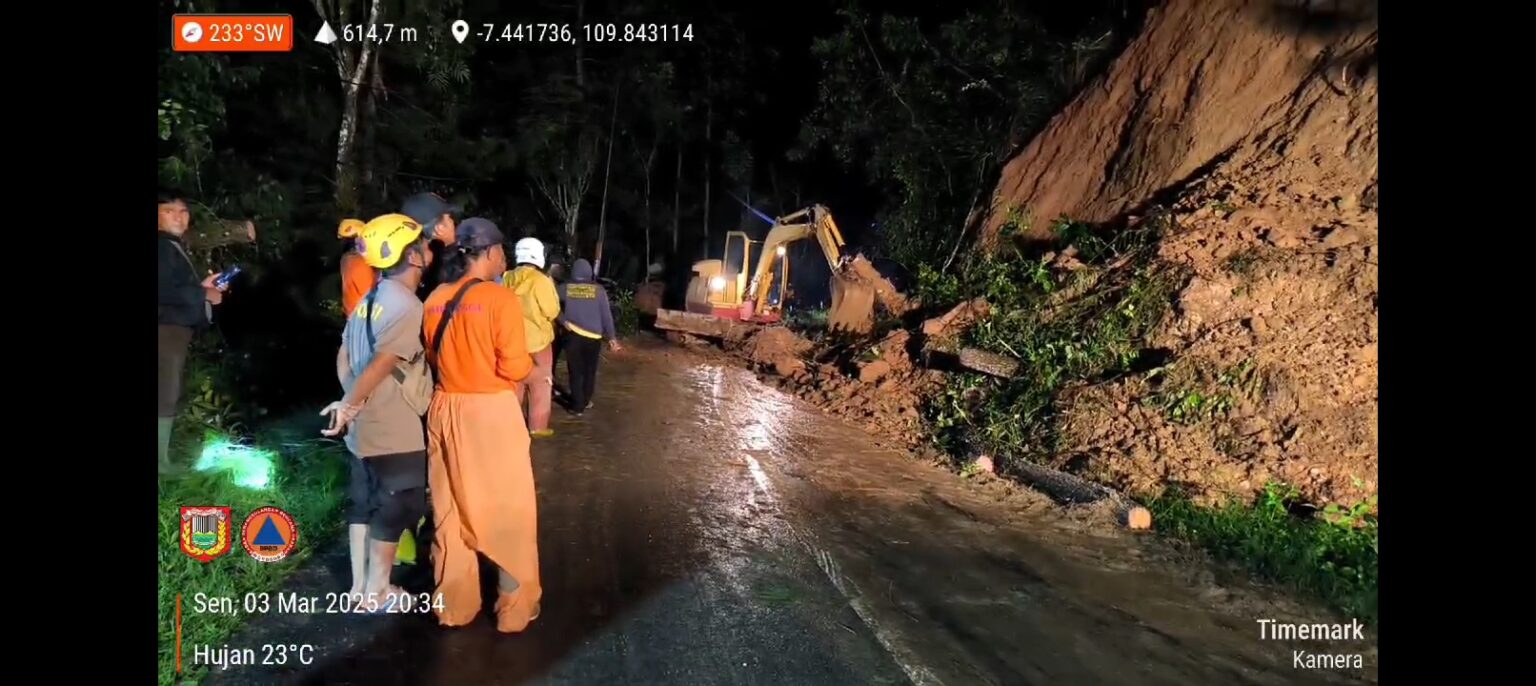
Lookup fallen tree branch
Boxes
[958,347,1020,378]
[183,219,258,252]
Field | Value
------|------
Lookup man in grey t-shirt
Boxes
[320,213,434,606]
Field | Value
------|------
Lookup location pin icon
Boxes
[451,20,469,44]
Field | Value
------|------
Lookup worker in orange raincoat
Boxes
[337,218,376,316]
[421,217,542,632]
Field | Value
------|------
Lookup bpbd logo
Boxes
[241,506,299,563]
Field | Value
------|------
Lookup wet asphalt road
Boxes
[200,341,1375,686]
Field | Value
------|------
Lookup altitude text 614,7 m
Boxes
[338,24,420,43]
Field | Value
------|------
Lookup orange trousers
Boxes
[427,390,541,630]
[519,345,554,432]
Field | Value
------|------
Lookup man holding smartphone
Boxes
[157,191,233,476]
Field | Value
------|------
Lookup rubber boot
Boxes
[157,418,182,475]
[494,568,539,633]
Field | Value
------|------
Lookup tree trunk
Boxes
[315,0,383,216]
[638,137,658,273]
[702,94,713,243]
[673,142,682,254]
[336,92,362,214]
[644,166,654,271]
[595,87,620,275]
[360,60,384,210]
[979,0,1377,242]
[532,133,596,245]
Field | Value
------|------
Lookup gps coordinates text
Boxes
[471,23,694,44]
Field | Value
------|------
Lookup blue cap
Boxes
[455,217,504,251]
[399,192,461,227]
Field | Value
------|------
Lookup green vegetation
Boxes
[1148,359,1262,426]
[610,287,641,337]
[786,306,830,332]
[1147,483,1379,625]
[1224,247,1267,277]
[922,214,1188,464]
[158,427,348,686]
[159,346,348,685]
[911,213,1378,622]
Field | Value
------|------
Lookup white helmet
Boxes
[514,237,546,269]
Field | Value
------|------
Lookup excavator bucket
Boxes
[826,255,909,335]
[827,271,876,335]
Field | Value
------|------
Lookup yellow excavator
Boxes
[656,204,897,338]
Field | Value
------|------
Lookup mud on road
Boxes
[204,341,1376,686]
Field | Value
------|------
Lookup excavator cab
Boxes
[685,230,757,317]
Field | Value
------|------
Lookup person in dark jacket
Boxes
[157,192,231,475]
[556,259,621,417]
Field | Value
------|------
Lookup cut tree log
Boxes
[183,219,258,252]
[1008,459,1152,530]
[921,297,991,338]
[958,347,1021,379]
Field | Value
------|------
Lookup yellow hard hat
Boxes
[337,218,366,239]
[357,213,425,269]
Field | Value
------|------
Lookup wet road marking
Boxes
[799,530,943,686]
[684,364,943,686]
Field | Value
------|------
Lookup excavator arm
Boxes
[745,204,848,314]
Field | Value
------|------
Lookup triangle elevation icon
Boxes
[315,21,338,45]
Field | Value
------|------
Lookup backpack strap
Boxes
[362,283,382,348]
[429,279,485,377]
[361,282,416,386]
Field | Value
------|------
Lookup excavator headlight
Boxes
[709,276,727,291]
[776,245,787,256]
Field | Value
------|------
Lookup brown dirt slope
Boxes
[981,0,1377,238]
[982,0,1377,508]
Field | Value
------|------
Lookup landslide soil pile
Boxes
[716,0,1377,512]
[979,0,1378,508]
[725,326,943,449]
